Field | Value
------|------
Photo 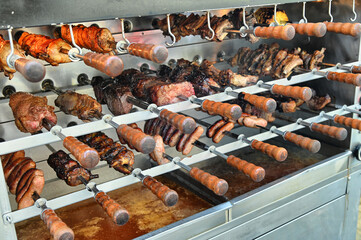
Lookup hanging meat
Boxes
[1,150,45,209]
[229,43,326,79]
[93,70,196,108]
[9,92,57,133]
[156,13,233,42]
[78,132,135,174]
[55,24,115,53]
[16,31,72,66]
[55,90,102,121]
[0,34,26,79]
[47,150,99,186]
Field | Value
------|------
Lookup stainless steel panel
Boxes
[207,177,347,239]
[0,0,315,29]
[255,196,346,240]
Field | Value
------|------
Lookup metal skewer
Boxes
[274,113,348,141]
[181,115,287,162]
[319,62,361,74]
[77,176,129,225]
[132,168,179,206]
[177,95,242,120]
[32,192,75,240]
[257,125,321,153]
[162,153,230,195]
[292,67,361,86]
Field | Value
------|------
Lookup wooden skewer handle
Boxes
[142,175,179,206]
[254,25,295,40]
[310,123,347,141]
[189,167,229,196]
[288,23,327,37]
[334,115,361,131]
[271,85,312,101]
[94,191,129,225]
[63,136,100,169]
[41,208,74,240]
[82,52,124,78]
[351,66,361,74]
[14,58,46,82]
[323,22,361,37]
[226,155,265,182]
[117,124,156,154]
[128,43,168,64]
[202,99,242,120]
[251,140,288,162]
[239,92,277,113]
[284,132,321,153]
[326,71,361,86]
[159,109,196,134]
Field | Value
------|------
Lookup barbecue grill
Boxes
[0,0,361,239]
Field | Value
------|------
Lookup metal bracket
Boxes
[2,213,13,224]
[34,198,47,209]
[50,125,62,136]
[102,114,113,123]
[68,48,81,62]
[147,103,158,112]
[116,40,128,54]
[353,144,361,161]
[172,157,181,164]
[208,145,216,153]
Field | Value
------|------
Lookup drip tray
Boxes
[15,138,344,239]
[15,176,212,240]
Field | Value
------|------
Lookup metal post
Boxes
[0,161,17,239]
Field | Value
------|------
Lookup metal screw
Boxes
[5,215,12,223]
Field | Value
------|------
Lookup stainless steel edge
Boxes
[0,0,315,29]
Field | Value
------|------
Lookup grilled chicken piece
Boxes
[55,91,102,121]
[58,24,115,53]
[0,35,26,79]
[9,92,57,133]
[48,150,98,186]
[17,32,71,66]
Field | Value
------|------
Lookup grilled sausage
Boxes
[207,119,226,138]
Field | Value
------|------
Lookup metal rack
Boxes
[0,1,361,239]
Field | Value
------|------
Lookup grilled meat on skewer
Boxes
[17,31,72,66]
[78,132,135,174]
[1,150,44,209]
[200,59,258,87]
[9,92,57,133]
[0,34,26,79]
[55,91,102,121]
[306,91,331,111]
[231,43,326,79]
[56,24,115,54]
[47,150,98,186]
[156,13,233,42]
[144,118,204,155]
